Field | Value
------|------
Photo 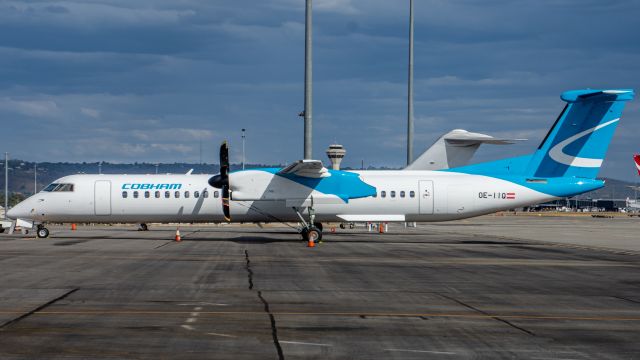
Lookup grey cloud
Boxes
[0,0,639,180]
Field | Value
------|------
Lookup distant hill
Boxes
[1,160,638,201]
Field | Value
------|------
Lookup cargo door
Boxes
[94,180,112,215]
[419,180,434,214]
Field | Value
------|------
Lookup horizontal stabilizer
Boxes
[405,129,525,170]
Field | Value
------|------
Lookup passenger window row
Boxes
[373,190,415,199]
[122,190,219,199]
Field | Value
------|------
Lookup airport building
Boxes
[527,199,629,212]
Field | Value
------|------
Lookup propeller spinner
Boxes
[208,141,231,221]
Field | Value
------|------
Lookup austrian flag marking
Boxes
[506,192,516,199]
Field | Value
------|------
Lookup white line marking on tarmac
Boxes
[207,332,237,338]
[190,312,199,317]
[280,340,332,347]
[185,317,196,323]
[194,307,202,311]
[181,324,195,331]
[178,303,228,306]
[385,349,456,355]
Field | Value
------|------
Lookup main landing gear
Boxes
[293,206,323,244]
[37,224,50,238]
[138,223,149,231]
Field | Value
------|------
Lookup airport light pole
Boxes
[98,161,102,175]
[4,152,8,219]
[155,163,159,174]
[406,0,415,166]
[303,0,313,159]
[241,128,246,170]
[34,163,37,194]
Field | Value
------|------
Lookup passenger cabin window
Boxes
[390,191,396,198]
[165,191,170,198]
[214,191,219,198]
[409,191,416,198]
[203,190,209,198]
[194,191,200,198]
[122,191,128,198]
[133,191,139,199]
[184,191,190,198]
[373,192,377,198]
[381,191,386,198]
[144,191,150,198]
[43,183,74,192]
[175,191,180,198]
[400,191,405,198]
[155,191,160,198]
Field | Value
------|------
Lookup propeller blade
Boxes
[220,141,229,177]
[206,141,232,221]
[222,186,231,222]
[208,141,229,189]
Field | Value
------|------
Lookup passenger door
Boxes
[94,180,112,215]
[419,180,434,214]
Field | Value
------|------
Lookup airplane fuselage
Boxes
[9,169,599,224]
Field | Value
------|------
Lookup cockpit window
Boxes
[43,183,58,192]
[43,183,74,192]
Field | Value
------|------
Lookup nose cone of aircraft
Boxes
[6,200,30,219]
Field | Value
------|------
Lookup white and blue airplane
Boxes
[6,89,635,242]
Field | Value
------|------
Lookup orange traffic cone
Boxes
[307,238,315,248]
[71,223,77,231]
[379,223,384,233]
[175,228,181,242]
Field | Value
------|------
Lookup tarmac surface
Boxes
[1,215,640,359]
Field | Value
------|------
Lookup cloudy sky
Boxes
[1,0,639,179]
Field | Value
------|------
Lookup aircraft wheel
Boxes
[307,226,322,243]
[300,227,309,241]
[139,223,149,231]
[313,222,323,232]
[0,227,5,233]
[37,227,50,238]
[339,223,345,229]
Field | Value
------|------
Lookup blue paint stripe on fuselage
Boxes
[441,165,604,198]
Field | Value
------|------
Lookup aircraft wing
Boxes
[230,161,376,203]
[278,160,330,178]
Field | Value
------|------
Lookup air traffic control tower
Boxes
[326,144,346,170]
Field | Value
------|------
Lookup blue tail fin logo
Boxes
[527,89,634,179]
[547,117,618,168]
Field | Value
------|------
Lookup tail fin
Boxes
[526,89,635,179]
[634,154,640,176]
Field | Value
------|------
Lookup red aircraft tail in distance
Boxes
[635,154,640,176]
